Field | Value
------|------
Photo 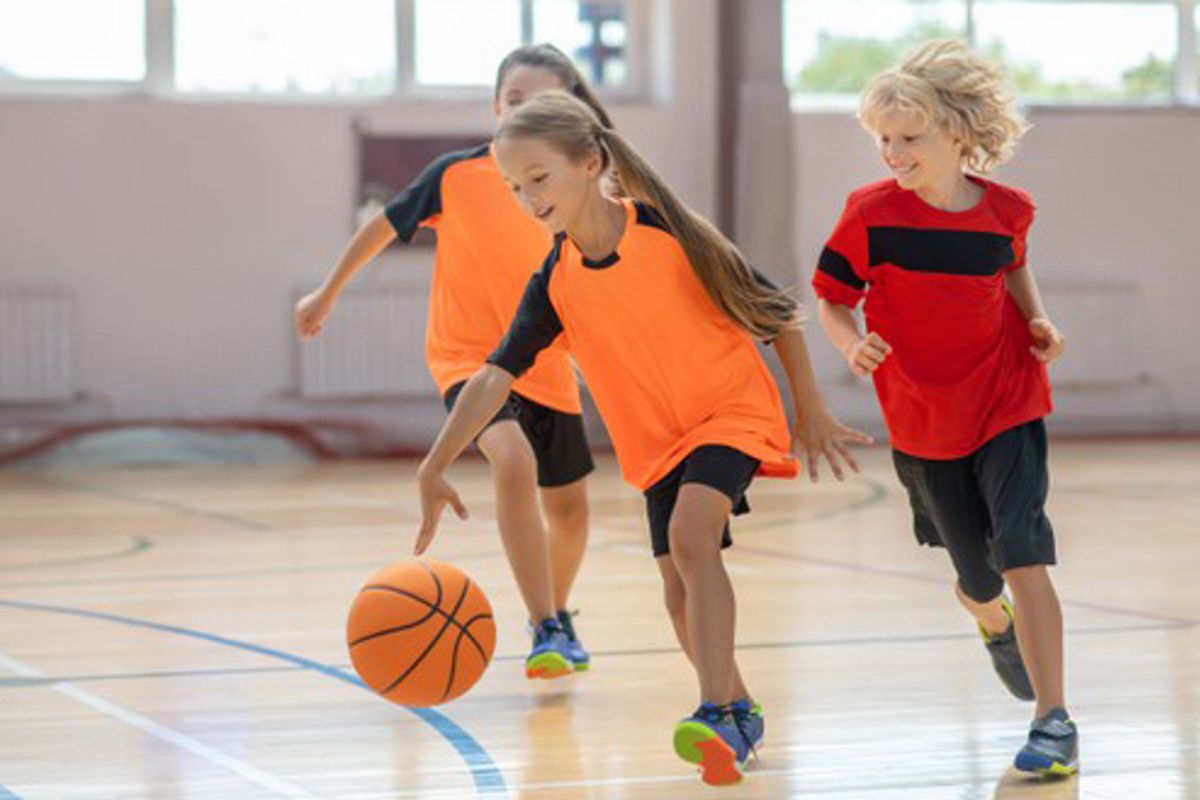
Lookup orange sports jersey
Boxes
[384,143,581,414]
[488,199,797,491]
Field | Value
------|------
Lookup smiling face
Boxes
[493,65,567,125]
[494,135,604,234]
[871,107,964,193]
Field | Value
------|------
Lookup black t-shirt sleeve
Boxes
[487,245,566,378]
[383,145,487,243]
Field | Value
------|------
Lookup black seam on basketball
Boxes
[348,601,441,647]
[355,582,488,655]
[442,611,492,701]
[349,613,439,647]
[442,625,464,702]
[382,572,471,695]
[457,613,493,660]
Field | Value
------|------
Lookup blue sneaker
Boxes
[525,618,573,679]
[1014,708,1079,776]
[673,703,750,786]
[730,698,764,752]
[981,597,1036,701]
[556,609,590,671]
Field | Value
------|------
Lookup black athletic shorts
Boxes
[892,419,1057,602]
[644,444,760,557]
[444,381,594,488]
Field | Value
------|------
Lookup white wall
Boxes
[2,0,1198,447]
[793,108,1200,435]
[0,0,717,447]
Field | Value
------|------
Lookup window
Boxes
[785,0,966,102]
[534,0,628,88]
[974,2,1177,103]
[0,0,145,82]
[0,0,634,97]
[414,0,630,88]
[784,0,1198,106]
[174,0,395,94]
[413,0,523,86]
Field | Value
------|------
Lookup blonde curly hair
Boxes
[858,39,1030,174]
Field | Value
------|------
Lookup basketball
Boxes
[346,559,496,707]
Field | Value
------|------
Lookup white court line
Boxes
[0,652,325,800]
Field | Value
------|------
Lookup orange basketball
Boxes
[346,559,496,707]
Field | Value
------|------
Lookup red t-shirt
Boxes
[812,177,1052,459]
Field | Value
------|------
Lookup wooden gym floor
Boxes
[1,439,1197,799]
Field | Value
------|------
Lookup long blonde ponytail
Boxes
[497,91,799,339]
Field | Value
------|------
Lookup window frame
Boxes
[784,0,1200,109]
[0,0,649,102]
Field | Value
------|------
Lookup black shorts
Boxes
[444,381,594,488]
[644,445,760,557]
[892,419,1056,602]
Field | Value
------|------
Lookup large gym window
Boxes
[175,0,396,94]
[0,0,633,98]
[0,0,145,82]
[412,0,631,89]
[784,0,1198,106]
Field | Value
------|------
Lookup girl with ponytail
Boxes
[296,46,611,681]
[414,90,869,785]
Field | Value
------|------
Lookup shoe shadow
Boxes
[993,766,1080,800]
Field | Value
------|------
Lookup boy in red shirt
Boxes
[813,40,1076,775]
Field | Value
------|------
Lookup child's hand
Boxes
[414,464,469,555]
[294,288,336,339]
[844,332,892,377]
[792,407,874,482]
[1029,317,1065,364]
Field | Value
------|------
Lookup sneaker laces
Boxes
[531,617,565,646]
[556,609,580,642]
[729,703,760,764]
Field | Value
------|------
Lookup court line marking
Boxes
[0,620,1187,690]
[0,599,509,799]
[17,473,272,531]
[0,534,153,573]
[0,651,323,800]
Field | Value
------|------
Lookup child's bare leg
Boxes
[476,421,555,623]
[656,554,751,702]
[1004,565,1066,716]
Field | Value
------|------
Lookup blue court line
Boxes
[0,598,508,798]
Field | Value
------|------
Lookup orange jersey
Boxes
[384,144,581,414]
[489,199,797,490]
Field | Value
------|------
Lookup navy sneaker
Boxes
[981,597,1036,701]
[673,703,750,786]
[556,609,590,671]
[730,698,764,753]
[1014,707,1079,776]
[525,617,573,679]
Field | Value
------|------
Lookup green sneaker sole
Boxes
[524,651,572,679]
[673,721,742,785]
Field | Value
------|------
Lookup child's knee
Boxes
[666,518,718,568]
[545,494,589,532]
[1001,563,1049,588]
[956,572,1004,605]
[485,440,536,484]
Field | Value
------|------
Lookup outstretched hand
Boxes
[792,407,873,482]
[414,465,469,555]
